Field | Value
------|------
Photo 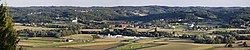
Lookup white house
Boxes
[66,39,74,42]
[72,17,78,23]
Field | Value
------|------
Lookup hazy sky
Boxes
[2,0,250,7]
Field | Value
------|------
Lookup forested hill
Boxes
[9,6,250,23]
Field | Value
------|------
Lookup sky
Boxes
[2,0,250,7]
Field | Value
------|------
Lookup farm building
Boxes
[61,39,74,42]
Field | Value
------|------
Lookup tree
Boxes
[0,4,19,50]
[225,43,233,47]
[55,33,61,38]
[230,32,239,37]
[194,35,205,43]
[242,42,248,47]
[40,31,47,38]
[224,36,236,43]
[214,37,222,44]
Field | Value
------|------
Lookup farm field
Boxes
[14,26,58,30]
[61,34,94,40]
[25,48,79,50]
[115,43,160,50]
[17,34,250,50]
[140,39,225,50]
[210,40,250,50]
[76,43,123,50]
[209,28,246,31]
[214,48,250,50]
[18,34,130,50]
[113,38,168,50]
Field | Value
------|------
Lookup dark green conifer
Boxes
[0,4,19,50]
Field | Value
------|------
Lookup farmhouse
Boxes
[72,17,78,23]
[62,39,74,42]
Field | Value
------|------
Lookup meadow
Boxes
[18,34,130,50]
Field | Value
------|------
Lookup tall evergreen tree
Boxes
[0,4,19,50]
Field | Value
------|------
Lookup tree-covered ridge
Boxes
[9,6,250,24]
[0,4,19,50]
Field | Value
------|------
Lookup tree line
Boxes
[17,29,81,38]
[193,30,250,44]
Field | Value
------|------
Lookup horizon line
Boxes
[8,5,250,7]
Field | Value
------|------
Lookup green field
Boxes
[115,43,160,50]
[18,34,130,50]
[174,25,188,28]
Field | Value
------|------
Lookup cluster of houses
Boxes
[192,25,215,31]
[185,23,216,31]
[98,34,149,39]
[54,17,79,23]
[61,39,92,42]
[109,24,171,29]
[15,23,49,27]
[112,21,215,31]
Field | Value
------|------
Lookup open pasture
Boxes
[14,26,58,30]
